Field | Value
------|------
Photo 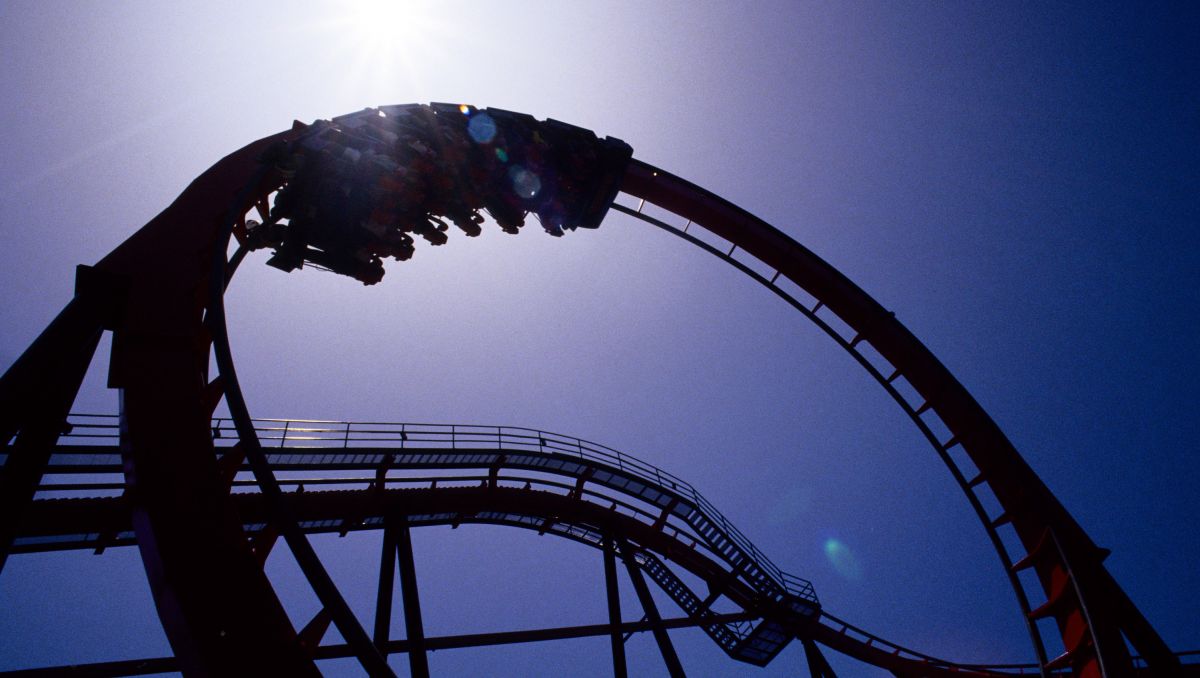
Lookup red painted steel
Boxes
[95,130,320,675]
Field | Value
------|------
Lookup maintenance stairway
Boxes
[12,414,821,667]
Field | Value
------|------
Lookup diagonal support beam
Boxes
[298,608,334,655]
[617,538,686,678]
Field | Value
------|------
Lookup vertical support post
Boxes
[603,537,628,678]
[617,538,685,678]
[395,516,429,678]
[119,333,320,676]
[374,520,398,651]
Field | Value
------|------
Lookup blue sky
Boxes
[1,2,1197,675]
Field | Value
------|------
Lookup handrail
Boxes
[53,413,817,603]
[25,426,1200,674]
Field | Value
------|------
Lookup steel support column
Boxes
[73,129,328,676]
[617,539,685,678]
[604,537,628,678]
[395,516,429,678]
[118,333,316,676]
[374,521,398,651]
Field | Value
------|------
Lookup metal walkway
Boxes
[13,413,819,669]
[12,414,1196,676]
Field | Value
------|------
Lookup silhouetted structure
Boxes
[0,104,1193,676]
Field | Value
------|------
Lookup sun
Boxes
[331,0,451,93]
[346,0,413,48]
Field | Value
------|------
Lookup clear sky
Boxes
[0,1,1197,676]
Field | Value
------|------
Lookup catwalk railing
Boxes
[12,414,1200,675]
[35,413,817,606]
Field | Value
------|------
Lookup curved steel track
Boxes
[0,104,1190,677]
[613,161,1186,677]
[0,415,1086,676]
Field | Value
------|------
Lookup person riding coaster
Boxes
[252,104,632,284]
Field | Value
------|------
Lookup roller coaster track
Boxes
[0,104,1193,676]
[611,162,1191,677]
[10,415,1200,676]
[1,414,1167,677]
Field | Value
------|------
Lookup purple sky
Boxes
[1,2,1197,675]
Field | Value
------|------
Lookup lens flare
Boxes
[468,113,497,144]
[508,165,541,199]
[823,538,863,581]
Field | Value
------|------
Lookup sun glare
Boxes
[347,0,410,47]
[327,0,453,96]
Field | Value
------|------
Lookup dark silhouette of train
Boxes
[254,103,633,284]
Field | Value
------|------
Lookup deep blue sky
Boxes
[1,2,1197,676]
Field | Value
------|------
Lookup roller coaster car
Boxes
[540,119,632,231]
[259,105,633,284]
[482,109,631,233]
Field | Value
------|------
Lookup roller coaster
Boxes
[0,104,1194,676]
